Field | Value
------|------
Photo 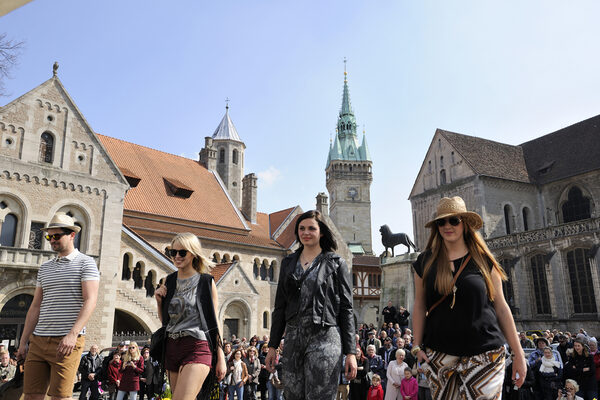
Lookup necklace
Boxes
[450,254,469,309]
[300,253,318,269]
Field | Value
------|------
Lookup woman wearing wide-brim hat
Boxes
[410,196,526,399]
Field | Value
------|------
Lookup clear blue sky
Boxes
[3,1,600,255]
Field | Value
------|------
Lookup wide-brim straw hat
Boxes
[41,213,81,233]
[425,196,483,230]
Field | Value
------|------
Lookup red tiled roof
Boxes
[269,207,296,234]
[212,262,233,282]
[275,214,299,249]
[123,215,284,249]
[98,134,246,230]
[353,255,380,267]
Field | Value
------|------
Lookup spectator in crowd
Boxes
[350,347,370,400]
[378,337,397,368]
[520,332,535,349]
[397,306,410,335]
[244,346,260,400]
[412,360,432,400]
[368,374,384,400]
[535,347,563,400]
[117,341,144,400]
[367,330,382,353]
[0,350,16,385]
[400,368,418,400]
[529,338,563,368]
[105,352,122,400]
[78,344,103,400]
[227,348,247,400]
[366,344,386,391]
[412,196,525,398]
[558,335,574,365]
[564,337,596,400]
[258,344,270,400]
[139,346,156,400]
[382,301,397,325]
[265,210,357,399]
[267,348,283,400]
[504,351,535,400]
[17,213,99,400]
[589,339,600,397]
[385,349,409,400]
[557,379,583,400]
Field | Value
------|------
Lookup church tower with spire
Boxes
[199,104,246,208]
[326,66,373,254]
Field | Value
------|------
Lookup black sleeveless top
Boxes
[412,251,505,356]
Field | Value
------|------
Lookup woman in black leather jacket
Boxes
[265,210,357,399]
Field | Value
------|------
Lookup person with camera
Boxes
[557,379,583,400]
[0,350,16,386]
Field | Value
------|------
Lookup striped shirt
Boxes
[34,249,99,336]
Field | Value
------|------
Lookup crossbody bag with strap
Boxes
[425,254,472,317]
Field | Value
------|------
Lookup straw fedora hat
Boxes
[41,213,81,233]
[425,196,483,230]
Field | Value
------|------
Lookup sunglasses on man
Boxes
[435,217,462,227]
[168,249,189,258]
[44,232,70,241]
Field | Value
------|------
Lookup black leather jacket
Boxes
[78,352,103,381]
[268,250,356,355]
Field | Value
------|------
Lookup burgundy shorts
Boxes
[165,336,212,371]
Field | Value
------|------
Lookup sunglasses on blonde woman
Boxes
[435,217,462,227]
[168,249,188,257]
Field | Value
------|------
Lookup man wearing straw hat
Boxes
[16,212,99,400]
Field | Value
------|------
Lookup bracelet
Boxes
[411,346,422,357]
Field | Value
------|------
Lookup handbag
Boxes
[150,326,166,361]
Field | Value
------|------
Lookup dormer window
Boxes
[163,177,194,198]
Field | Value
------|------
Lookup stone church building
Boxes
[408,117,600,332]
[0,68,359,348]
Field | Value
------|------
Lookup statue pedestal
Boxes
[379,252,419,326]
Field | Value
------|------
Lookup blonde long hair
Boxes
[422,219,507,301]
[170,232,213,273]
[122,341,141,362]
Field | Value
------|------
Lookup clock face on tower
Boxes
[348,187,358,200]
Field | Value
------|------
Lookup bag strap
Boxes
[426,254,471,317]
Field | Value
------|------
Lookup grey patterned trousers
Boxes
[282,318,343,400]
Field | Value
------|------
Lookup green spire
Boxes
[340,62,353,117]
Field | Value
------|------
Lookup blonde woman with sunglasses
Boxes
[411,197,525,399]
[155,233,226,400]
[117,342,143,400]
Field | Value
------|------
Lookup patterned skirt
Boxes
[421,346,506,400]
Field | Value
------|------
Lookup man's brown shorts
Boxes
[23,334,85,397]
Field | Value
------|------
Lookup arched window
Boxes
[530,255,551,315]
[451,151,455,163]
[428,161,432,173]
[232,149,239,165]
[439,169,446,185]
[567,248,597,314]
[522,207,531,231]
[562,187,591,223]
[440,156,444,167]
[263,311,269,329]
[504,205,513,234]
[145,270,156,297]
[499,259,516,312]
[268,261,275,282]
[219,149,225,164]
[39,132,54,163]
[122,253,131,280]
[73,223,82,250]
[260,261,267,281]
[253,259,259,278]
[133,262,143,289]
[0,213,18,246]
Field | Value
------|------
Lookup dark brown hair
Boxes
[294,210,337,252]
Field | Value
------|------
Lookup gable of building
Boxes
[0,76,128,186]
